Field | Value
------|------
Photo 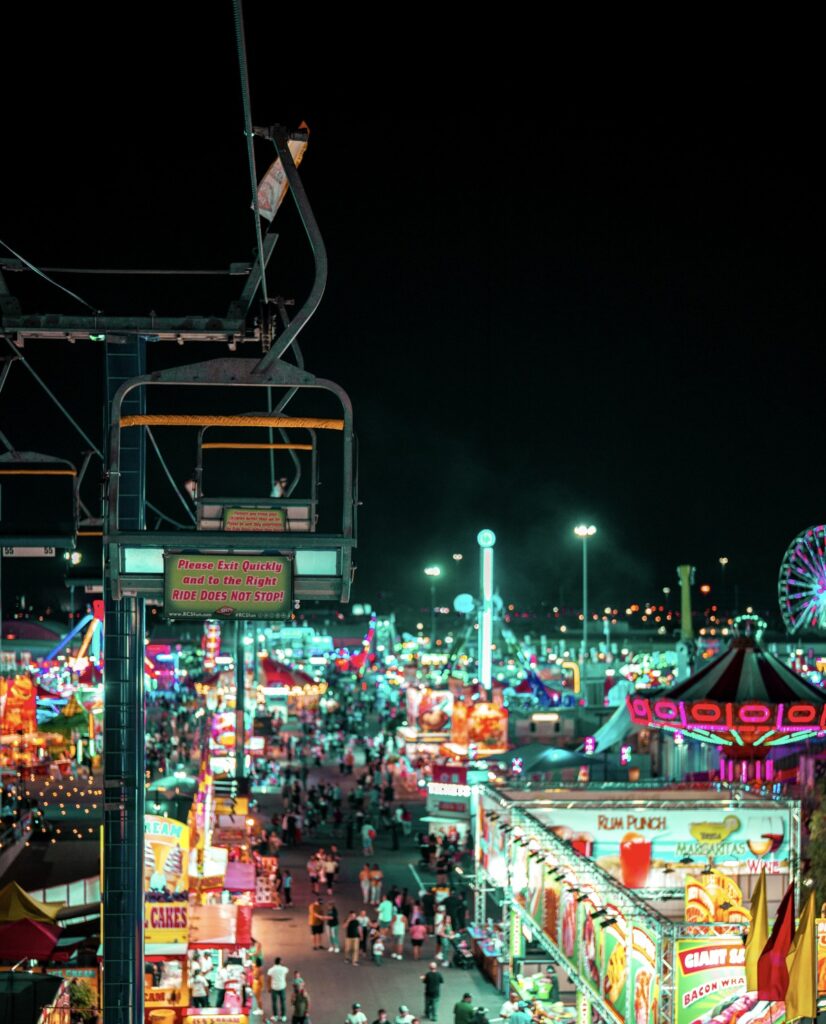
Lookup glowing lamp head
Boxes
[574,524,597,538]
[424,566,441,578]
[477,529,496,548]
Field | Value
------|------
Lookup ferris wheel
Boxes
[778,524,826,634]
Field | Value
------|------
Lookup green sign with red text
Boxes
[164,553,292,619]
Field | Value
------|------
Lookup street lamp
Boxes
[424,566,441,646]
[574,524,596,668]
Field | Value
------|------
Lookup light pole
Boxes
[424,566,441,648]
[477,530,496,691]
[574,524,596,669]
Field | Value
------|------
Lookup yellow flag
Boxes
[745,869,768,991]
[785,889,817,1021]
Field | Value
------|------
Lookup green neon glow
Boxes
[752,730,775,747]
[731,730,745,746]
[766,730,819,746]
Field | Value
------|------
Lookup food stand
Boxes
[144,813,191,1023]
[474,784,799,1023]
[187,903,254,1019]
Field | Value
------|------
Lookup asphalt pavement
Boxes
[250,753,504,1024]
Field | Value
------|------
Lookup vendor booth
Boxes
[474,784,799,1023]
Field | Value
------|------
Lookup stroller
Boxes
[451,934,475,970]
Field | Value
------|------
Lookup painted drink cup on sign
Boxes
[619,832,651,888]
[571,833,594,857]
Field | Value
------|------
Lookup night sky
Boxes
[1,8,824,623]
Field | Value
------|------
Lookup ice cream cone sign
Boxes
[144,815,190,894]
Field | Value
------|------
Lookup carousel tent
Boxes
[627,636,826,749]
[664,636,826,703]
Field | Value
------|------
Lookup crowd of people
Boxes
[264,950,490,1024]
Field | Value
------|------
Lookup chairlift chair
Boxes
[103,356,357,607]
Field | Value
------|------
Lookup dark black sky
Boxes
[1,7,824,620]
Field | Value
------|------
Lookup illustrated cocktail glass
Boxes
[619,832,651,888]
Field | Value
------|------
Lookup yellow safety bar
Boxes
[0,469,77,476]
[120,414,343,431]
[201,442,314,451]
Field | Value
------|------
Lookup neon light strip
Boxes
[731,730,744,746]
[752,730,776,747]
[766,729,820,746]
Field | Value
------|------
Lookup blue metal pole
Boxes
[103,337,146,1024]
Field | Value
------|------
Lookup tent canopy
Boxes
[0,882,63,924]
[0,919,60,961]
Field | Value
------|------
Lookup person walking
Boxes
[344,910,362,966]
[394,1007,415,1024]
[390,907,408,960]
[372,1010,390,1024]
[377,895,394,935]
[346,1002,368,1024]
[505,1002,532,1024]
[327,900,341,953]
[452,995,476,1024]
[357,909,372,957]
[369,863,384,905]
[190,969,210,1008]
[266,956,289,1022]
[359,863,372,905]
[323,849,337,894]
[433,906,448,963]
[308,897,328,950]
[362,820,375,856]
[283,869,293,906]
[371,932,385,965]
[291,983,310,1024]
[409,918,427,960]
[421,962,444,1022]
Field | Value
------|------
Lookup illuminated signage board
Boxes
[531,805,791,886]
[145,900,189,945]
[164,554,292,619]
[674,938,746,1024]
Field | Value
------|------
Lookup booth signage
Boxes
[1,673,36,733]
[598,910,627,1022]
[674,938,746,1024]
[222,507,286,532]
[164,554,292,619]
[187,1017,248,1024]
[145,900,189,944]
[144,815,190,895]
[532,805,791,885]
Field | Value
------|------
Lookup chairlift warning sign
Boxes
[163,554,292,619]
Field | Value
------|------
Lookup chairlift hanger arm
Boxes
[253,125,327,373]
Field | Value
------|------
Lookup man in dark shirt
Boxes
[420,961,444,1021]
[421,889,436,928]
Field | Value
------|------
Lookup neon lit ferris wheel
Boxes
[778,524,826,634]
